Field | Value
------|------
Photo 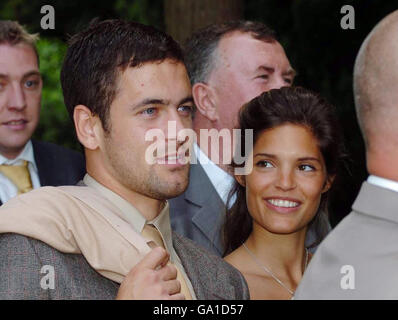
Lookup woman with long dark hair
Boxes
[223,86,346,299]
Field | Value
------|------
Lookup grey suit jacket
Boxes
[170,162,326,256]
[295,182,398,299]
[0,232,249,300]
[170,162,225,256]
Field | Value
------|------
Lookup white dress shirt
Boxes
[0,140,40,203]
[194,143,235,205]
[367,175,398,193]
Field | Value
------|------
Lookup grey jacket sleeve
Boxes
[0,233,50,299]
[172,232,250,300]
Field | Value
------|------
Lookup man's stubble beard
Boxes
[104,133,190,200]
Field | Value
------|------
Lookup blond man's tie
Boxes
[0,160,33,195]
[141,224,192,300]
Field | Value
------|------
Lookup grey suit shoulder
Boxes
[0,232,249,300]
[295,182,398,299]
[0,233,118,299]
[170,162,225,256]
[173,232,249,300]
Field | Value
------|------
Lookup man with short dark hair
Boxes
[0,19,249,300]
[0,21,85,205]
[170,21,327,256]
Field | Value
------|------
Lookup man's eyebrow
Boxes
[0,71,41,80]
[283,68,297,77]
[178,96,194,105]
[22,71,41,78]
[132,98,169,110]
[258,65,275,73]
[257,65,297,78]
[132,96,194,110]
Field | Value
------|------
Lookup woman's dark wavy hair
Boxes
[223,86,347,256]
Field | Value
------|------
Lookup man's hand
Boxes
[116,247,185,300]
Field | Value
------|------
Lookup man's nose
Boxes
[165,112,192,156]
[7,84,26,111]
[167,112,188,140]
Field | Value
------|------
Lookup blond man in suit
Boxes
[0,21,85,206]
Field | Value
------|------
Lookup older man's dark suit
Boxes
[0,140,85,206]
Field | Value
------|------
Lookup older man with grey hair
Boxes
[295,10,398,299]
[170,20,328,256]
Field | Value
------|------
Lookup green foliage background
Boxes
[34,39,77,149]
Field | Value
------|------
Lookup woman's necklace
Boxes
[242,243,309,297]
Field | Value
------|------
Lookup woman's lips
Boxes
[263,197,302,213]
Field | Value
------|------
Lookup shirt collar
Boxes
[194,143,234,204]
[0,140,38,172]
[367,175,398,193]
[83,174,172,250]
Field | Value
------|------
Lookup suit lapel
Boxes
[172,232,235,300]
[32,140,52,186]
[184,163,226,255]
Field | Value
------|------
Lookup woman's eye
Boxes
[256,160,273,168]
[299,164,315,172]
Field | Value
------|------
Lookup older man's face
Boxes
[207,32,295,132]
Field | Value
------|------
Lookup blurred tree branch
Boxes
[164,0,243,44]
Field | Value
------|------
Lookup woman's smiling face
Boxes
[237,123,332,235]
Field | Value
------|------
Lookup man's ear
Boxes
[192,82,219,122]
[73,105,102,150]
[322,174,335,193]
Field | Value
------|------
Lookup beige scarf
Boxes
[0,185,153,283]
